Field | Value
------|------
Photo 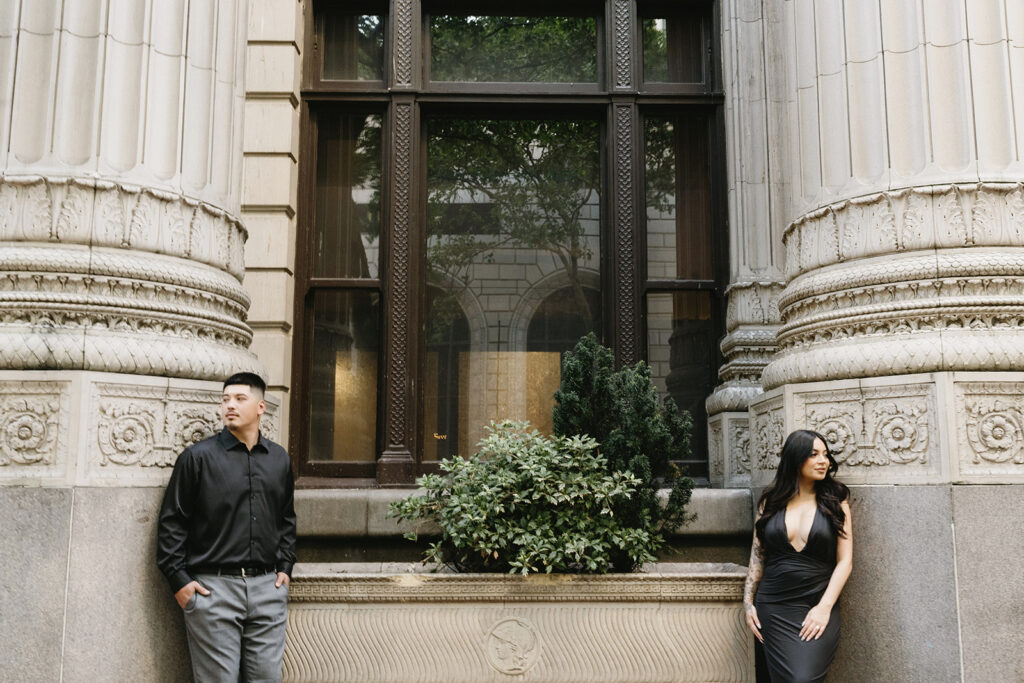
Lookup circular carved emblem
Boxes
[2,412,49,463]
[486,618,540,675]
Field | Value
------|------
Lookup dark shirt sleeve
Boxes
[276,462,297,577]
[156,448,198,593]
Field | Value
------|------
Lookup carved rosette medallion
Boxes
[0,395,61,466]
[486,618,541,675]
[961,389,1024,465]
[97,402,165,467]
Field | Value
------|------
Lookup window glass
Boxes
[314,113,382,279]
[645,114,712,280]
[430,15,597,82]
[425,118,601,459]
[641,9,706,83]
[321,9,385,81]
[309,290,380,462]
[646,291,714,470]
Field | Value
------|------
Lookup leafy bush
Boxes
[388,420,659,574]
[552,333,695,560]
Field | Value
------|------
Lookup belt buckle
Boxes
[241,567,249,578]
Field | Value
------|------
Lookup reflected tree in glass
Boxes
[427,119,600,331]
[430,15,597,82]
[323,12,385,81]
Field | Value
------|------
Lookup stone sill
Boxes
[295,487,753,538]
[290,562,747,602]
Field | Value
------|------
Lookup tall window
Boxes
[293,0,723,483]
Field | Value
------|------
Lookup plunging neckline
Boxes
[783,505,818,553]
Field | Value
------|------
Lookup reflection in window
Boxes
[309,290,380,462]
[430,15,597,82]
[314,113,381,278]
[647,291,714,472]
[645,114,711,280]
[641,7,707,83]
[321,8,385,80]
[425,118,601,456]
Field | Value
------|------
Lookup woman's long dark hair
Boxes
[755,429,849,544]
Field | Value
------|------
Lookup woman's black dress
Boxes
[755,506,839,683]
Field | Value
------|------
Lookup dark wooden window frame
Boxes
[291,0,726,487]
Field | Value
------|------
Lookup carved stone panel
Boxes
[793,380,943,484]
[707,412,753,489]
[86,377,280,484]
[956,380,1024,482]
[748,391,786,487]
[0,381,70,479]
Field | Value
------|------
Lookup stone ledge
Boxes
[294,487,753,538]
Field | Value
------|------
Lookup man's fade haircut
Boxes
[223,372,266,396]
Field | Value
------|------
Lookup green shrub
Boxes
[552,333,695,562]
[388,420,659,574]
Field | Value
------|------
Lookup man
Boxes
[157,372,296,682]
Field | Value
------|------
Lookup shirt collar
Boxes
[218,426,269,453]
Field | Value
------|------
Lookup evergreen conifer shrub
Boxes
[552,333,695,565]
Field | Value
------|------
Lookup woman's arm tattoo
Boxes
[743,532,766,611]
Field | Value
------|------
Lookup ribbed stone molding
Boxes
[0,370,279,486]
[0,0,258,380]
[285,564,752,682]
[748,372,1024,487]
[762,184,1024,390]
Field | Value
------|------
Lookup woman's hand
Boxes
[800,603,831,640]
[744,604,763,642]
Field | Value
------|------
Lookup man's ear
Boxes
[257,398,267,416]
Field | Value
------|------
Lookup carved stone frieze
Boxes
[783,183,1024,280]
[750,394,785,473]
[0,381,68,468]
[91,381,280,472]
[0,244,259,380]
[730,418,752,475]
[763,246,1024,388]
[794,382,940,482]
[957,382,1024,478]
[0,176,247,279]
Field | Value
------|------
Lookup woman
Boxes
[743,430,853,683]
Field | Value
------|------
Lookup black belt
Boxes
[192,566,275,577]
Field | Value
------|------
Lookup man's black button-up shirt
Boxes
[156,428,297,593]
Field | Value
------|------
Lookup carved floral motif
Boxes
[963,397,1024,464]
[800,387,933,468]
[0,397,60,465]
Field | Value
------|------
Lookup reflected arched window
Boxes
[527,286,602,352]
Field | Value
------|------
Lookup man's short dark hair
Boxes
[223,372,266,395]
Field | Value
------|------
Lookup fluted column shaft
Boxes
[0,0,258,380]
[760,0,1024,391]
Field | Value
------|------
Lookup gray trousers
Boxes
[183,573,288,683]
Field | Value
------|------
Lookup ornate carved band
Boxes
[0,245,259,380]
[783,183,1024,280]
[763,185,1024,388]
[0,176,247,280]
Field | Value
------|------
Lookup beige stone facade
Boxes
[2,1,1023,681]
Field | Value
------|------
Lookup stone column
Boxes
[0,1,272,679]
[707,0,785,487]
[747,1,1024,680]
